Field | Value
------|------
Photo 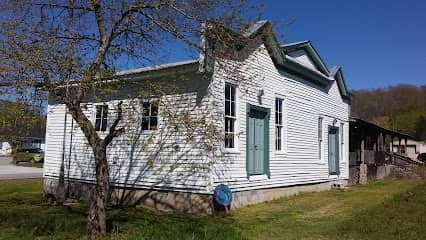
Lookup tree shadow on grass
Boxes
[0,180,245,240]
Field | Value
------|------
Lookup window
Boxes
[318,116,323,160]
[275,98,283,151]
[340,122,344,161]
[95,105,108,132]
[225,84,236,148]
[142,102,158,130]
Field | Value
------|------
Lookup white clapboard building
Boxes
[43,21,351,214]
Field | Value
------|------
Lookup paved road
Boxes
[0,156,43,180]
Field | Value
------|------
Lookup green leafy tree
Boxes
[0,100,45,151]
[351,84,426,138]
[415,116,426,140]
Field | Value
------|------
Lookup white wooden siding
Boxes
[287,49,318,71]
[210,44,350,192]
[44,43,350,195]
[44,85,215,193]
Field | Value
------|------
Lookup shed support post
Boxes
[404,138,408,156]
[382,133,386,152]
[398,138,401,154]
[359,137,368,185]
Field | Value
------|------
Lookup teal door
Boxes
[328,126,340,175]
[247,105,269,176]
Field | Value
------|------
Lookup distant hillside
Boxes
[351,84,426,140]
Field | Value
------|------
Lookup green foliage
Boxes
[352,84,426,139]
[414,116,426,140]
[1,179,426,240]
[0,100,45,150]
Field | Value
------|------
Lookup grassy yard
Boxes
[0,179,425,240]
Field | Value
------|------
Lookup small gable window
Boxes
[95,105,108,132]
[142,102,158,130]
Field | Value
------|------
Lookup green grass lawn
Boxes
[0,179,425,240]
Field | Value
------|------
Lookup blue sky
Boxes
[164,0,426,90]
[265,0,426,90]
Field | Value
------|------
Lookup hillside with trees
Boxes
[351,84,426,140]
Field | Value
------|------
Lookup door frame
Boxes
[328,125,340,175]
[246,104,270,177]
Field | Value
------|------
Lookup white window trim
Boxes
[140,99,159,132]
[224,83,239,153]
[93,103,109,135]
[275,95,288,154]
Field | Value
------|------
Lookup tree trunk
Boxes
[87,142,109,240]
[66,101,122,240]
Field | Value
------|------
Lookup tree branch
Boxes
[67,101,102,148]
[103,101,124,145]
[34,3,93,12]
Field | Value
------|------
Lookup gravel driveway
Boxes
[0,156,43,180]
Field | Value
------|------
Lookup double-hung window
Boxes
[318,116,323,160]
[275,98,283,151]
[340,122,344,161]
[95,105,108,132]
[142,101,158,130]
[225,84,236,148]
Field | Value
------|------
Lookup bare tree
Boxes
[0,0,262,239]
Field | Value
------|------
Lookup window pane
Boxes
[224,84,236,149]
[275,99,278,112]
[230,86,235,101]
[101,119,108,131]
[225,100,230,115]
[96,106,102,119]
[142,117,149,130]
[151,103,158,116]
[279,99,282,112]
[102,106,108,121]
[278,126,282,138]
[102,105,108,119]
[231,101,235,116]
[142,103,149,116]
[225,134,234,148]
[275,98,283,150]
[95,118,101,131]
[150,117,158,129]
[225,85,230,100]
